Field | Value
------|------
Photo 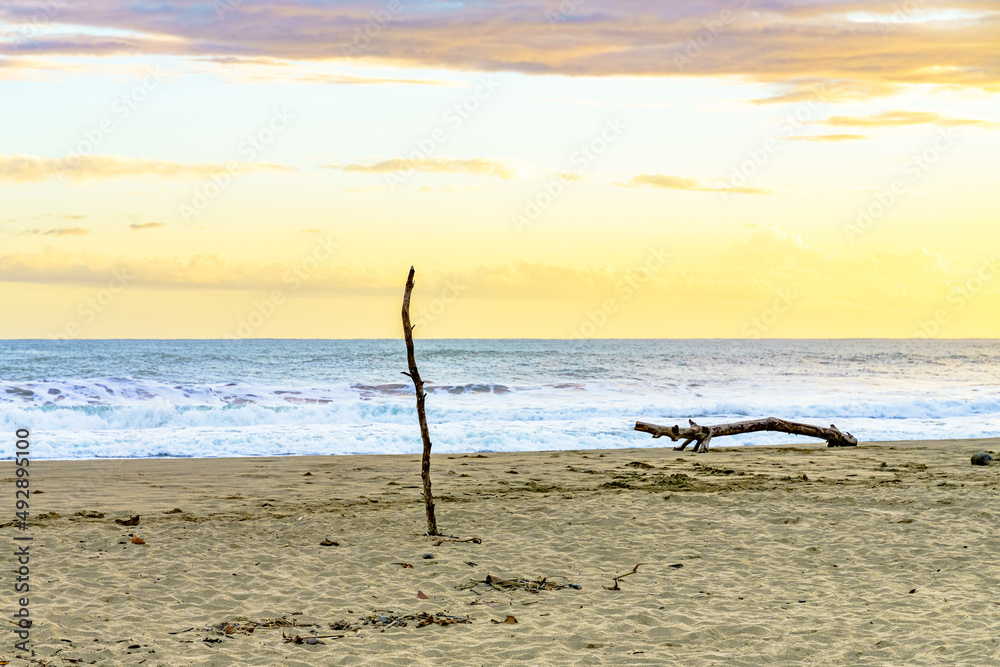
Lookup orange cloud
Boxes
[786,134,867,142]
[820,111,1000,129]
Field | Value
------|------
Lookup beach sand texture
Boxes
[5,439,1000,666]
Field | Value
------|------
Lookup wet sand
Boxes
[4,438,999,665]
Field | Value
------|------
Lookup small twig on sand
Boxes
[432,537,482,546]
[604,563,644,591]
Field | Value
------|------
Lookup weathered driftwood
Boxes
[634,417,858,453]
[402,266,439,535]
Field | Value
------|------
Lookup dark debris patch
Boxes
[330,611,471,631]
[459,574,582,594]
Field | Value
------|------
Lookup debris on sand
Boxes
[206,616,312,636]
[329,610,470,632]
[459,574,581,593]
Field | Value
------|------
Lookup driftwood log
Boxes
[402,266,439,536]
[634,417,858,453]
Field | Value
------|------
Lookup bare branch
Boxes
[402,266,440,535]
[635,417,858,453]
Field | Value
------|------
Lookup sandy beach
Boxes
[5,439,1000,666]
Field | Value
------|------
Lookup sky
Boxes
[0,0,998,339]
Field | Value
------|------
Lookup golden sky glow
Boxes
[1,0,998,338]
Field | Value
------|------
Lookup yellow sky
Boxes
[1,1,998,338]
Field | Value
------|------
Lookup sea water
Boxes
[1,339,998,459]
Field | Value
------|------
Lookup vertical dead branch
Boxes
[402,266,439,536]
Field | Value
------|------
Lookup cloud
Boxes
[0,154,295,183]
[194,56,457,86]
[1,1,996,96]
[18,227,91,237]
[820,111,1000,129]
[129,222,165,232]
[0,248,352,291]
[786,133,867,142]
[738,227,810,253]
[751,79,904,105]
[331,157,517,180]
[418,184,489,193]
[0,246,995,317]
[618,174,773,195]
[343,185,389,193]
[2,213,87,223]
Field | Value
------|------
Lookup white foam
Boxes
[3,376,998,459]
[4,337,999,460]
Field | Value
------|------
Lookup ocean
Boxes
[1,339,998,460]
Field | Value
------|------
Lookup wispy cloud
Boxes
[330,157,517,180]
[786,134,867,142]
[418,183,490,193]
[194,56,457,86]
[618,174,773,195]
[2,213,87,223]
[129,222,165,232]
[820,111,1000,129]
[0,154,294,183]
[0,248,380,292]
[752,80,903,105]
[18,227,91,237]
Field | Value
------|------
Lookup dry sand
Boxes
[4,439,1000,666]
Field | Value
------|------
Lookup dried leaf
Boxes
[115,515,140,526]
[417,590,429,599]
[491,615,517,624]
[130,536,146,545]
[393,562,414,569]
